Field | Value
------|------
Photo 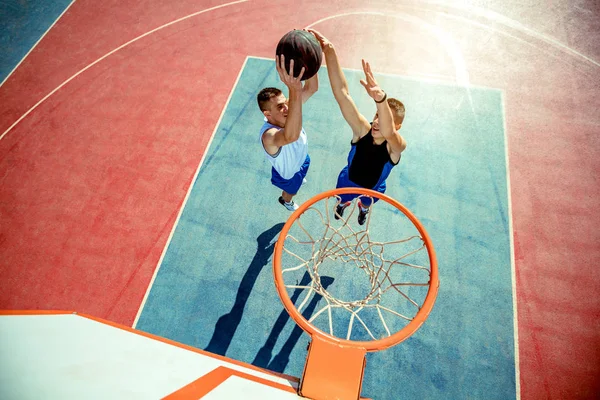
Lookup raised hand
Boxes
[359,59,386,102]
[275,54,305,91]
[306,28,331,50]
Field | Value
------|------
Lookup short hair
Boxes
[387,98,405,125]
[257,87,282,112]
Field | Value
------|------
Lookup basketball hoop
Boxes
[273,188,439,399]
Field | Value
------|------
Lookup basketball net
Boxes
[280,194,431,342]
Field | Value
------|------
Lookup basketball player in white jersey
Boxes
[308,29,407,225]
[257,54,318,211]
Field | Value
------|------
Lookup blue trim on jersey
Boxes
[271,154,310,195]
[336,140,395,205]
[335,165,385,206]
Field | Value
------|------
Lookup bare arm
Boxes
[262,55,305,151]
[308,29,370,140]
[360,59,407,155]
[279,58,303,145]
[301,30,319,103]
[302,71,318,104]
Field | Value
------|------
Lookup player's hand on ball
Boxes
[276,54,305,91]
[306,29,332,51]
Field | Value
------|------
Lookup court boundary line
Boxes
[306,11,469,87]
[250,55,500,92]
[0,0,77,88]
[132,56,251,328]
[433,1,599,67]
[0,0,249,142]
[309,3,599,68]
[501,91,521,399]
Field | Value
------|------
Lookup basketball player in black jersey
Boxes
[308,29,407,225]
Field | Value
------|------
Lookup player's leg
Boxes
[334,166,358,219]
[273,155,310,211]
[281,191,294,203]
[357,198,371,225]
[357,180,387,225]
[279,190,298,211]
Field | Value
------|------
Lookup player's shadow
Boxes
[253,273,334,372]
[204,222,284,355]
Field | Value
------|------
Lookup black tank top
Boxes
[348,129,393,188]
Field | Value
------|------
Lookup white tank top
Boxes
[259,120,308,180]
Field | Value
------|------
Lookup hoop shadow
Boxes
[204,222,284,355]
[253,273,334,372]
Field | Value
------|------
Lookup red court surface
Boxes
[1,1,599,399]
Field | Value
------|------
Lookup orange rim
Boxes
[273,188,439,352]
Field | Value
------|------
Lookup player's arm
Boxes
[263,55,305,152]
[262,126,292,153]
[360,59,406,155]
[261,88,303,150]
[302,71,318,104]
[262,89,301,149]
[308,29,370,140]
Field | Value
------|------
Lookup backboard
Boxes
[0,311,300,399]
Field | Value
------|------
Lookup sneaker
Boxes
[279,196,299,211]
[358,206,369,225]
[334,202,350,220]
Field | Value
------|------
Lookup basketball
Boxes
[276,29,322,81]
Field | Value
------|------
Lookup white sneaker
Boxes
[279,196,299,211]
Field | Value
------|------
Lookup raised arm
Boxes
[359,59,406,156]
[262,55,305,151]
[307,29,370,140]
[278,55,304,144]
[301,70,318,103]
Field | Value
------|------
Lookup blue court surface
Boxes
[136,57,516,399]
[0,0,73,82]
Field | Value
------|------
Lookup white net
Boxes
[278,193,435,343]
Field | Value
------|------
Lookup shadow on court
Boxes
[204,223,284,355]
[203,220,334,373]
[254,273,334,373]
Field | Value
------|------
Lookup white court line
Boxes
[0,0,77,88]
[502,90,521,400]
[307,11,470,87]
[435,12,591,74]
[132,56,251,328]
[429,0,600,68]
[360,0,599,68]
[0,0,248,142]
[242,55,459,88]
